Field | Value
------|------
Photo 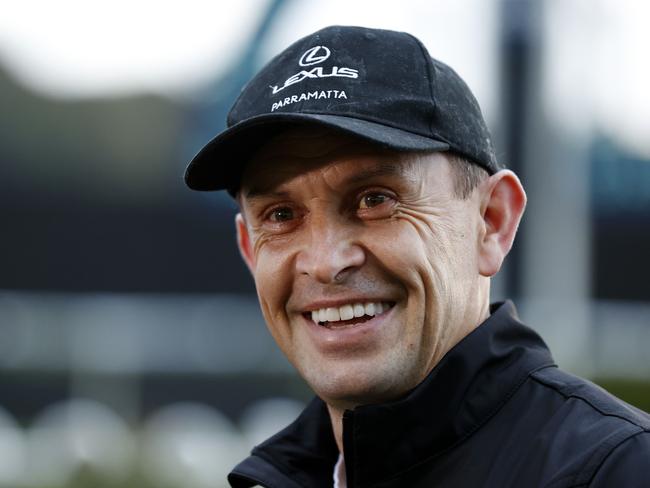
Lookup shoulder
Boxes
[528,367,650,486]
[530,367,650,431]
[587,431,650,486]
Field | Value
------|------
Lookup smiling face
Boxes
[235,128,497,410]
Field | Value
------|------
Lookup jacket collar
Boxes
[230,301,555,487]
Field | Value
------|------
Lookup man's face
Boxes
[236,129,490,409]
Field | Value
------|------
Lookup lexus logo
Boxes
[299,46,331,66]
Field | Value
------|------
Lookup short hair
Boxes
[446,152,490,199]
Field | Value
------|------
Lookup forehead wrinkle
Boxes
[242,151,347,200]
[243,159,330,201]
[245,158,417,201]
[242,132,428,200]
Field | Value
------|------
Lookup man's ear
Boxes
[235,213,255,273]
[477,170,527,277]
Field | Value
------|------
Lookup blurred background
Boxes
[1,0,649,486]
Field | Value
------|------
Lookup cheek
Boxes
[370,216,450,286]
[367,216,461,331]
[362,220,441,323]
[251,237,295,328]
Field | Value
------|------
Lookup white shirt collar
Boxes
[333,453,347,488]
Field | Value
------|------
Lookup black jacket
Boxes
[229,301,650,487]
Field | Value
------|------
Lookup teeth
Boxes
[340,304,354,320]
[326,308,340,322]
[309,301,392,325]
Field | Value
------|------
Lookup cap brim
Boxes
[184,112,450,192]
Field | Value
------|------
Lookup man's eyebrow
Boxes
[345,161,415,186]
[243,188,291,201]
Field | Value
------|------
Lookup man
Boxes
[185,26,649,487]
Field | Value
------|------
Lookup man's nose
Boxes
[295,218,365,284]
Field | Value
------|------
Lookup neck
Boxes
[326,403,347,453]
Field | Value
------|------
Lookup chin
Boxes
[305,363,411,408]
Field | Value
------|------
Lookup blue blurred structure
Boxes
[184,0,291,209]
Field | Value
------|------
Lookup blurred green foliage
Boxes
[594,378,650,413]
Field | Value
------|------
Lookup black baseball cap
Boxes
[185,25,500,192]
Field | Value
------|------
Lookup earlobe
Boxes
[477,170,527,277]
[235,213,256,273]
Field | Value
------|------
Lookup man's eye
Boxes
[359,193,389,209]
[268,207,294,222]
